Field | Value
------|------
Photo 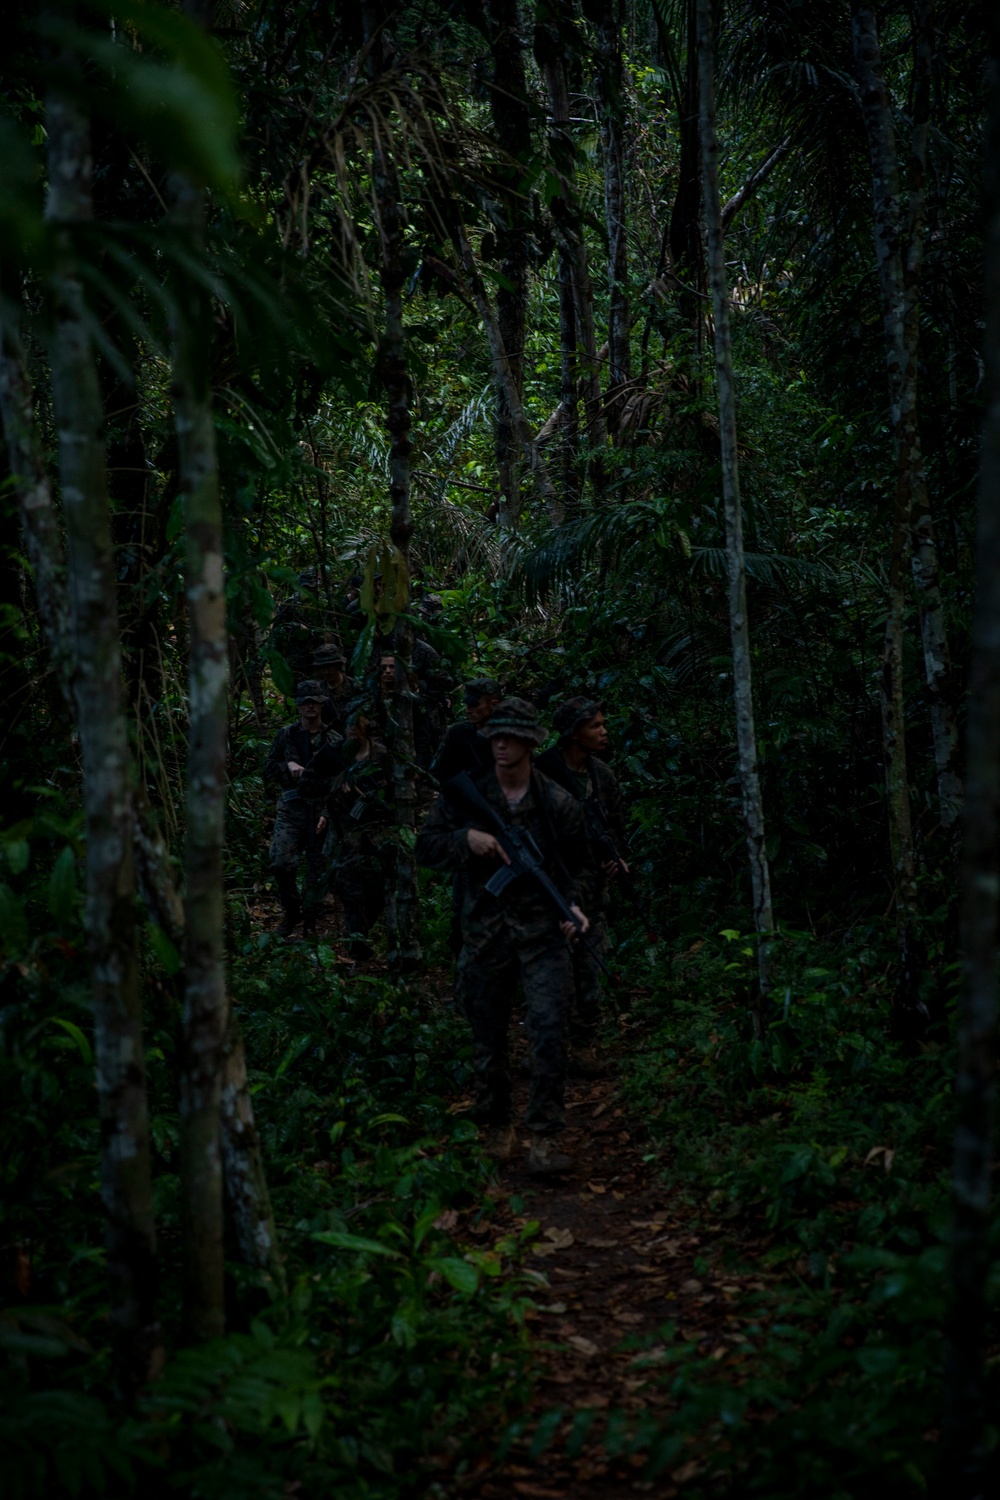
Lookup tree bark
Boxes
[0,318,74,709]
[697,0,774,1036]
[363,0,420,970]
[585,0,632,426]
[170,156,230,1340]
[942,17,1000,1490]
[852,2,961,832]
[484,0,532,526]
[44,72,161,1398]
[535,1,608,495]
[668,0,705,339]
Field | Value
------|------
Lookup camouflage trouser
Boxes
[330,849,387,956]
[570,911,608,1045]
[269,795,324,920]
[456,927,572,1137]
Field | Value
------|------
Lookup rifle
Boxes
[443,771,613,979]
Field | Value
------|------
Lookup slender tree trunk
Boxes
[133,791,285,1292]
[941,19,1000,1491]
[363,0,420,970]
[668,0,705,342]
[535,2,608,495]
[453,223,561,522]
[586,0,632,429]
[852,2,961,832]
[0,318,74,708]
[557,247,581,511]
[696,0,773,1035]
[170,158,230,1340]
[45,73,160,1397]
[484,0,531,526]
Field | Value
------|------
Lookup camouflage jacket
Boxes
[534,748,628,908]
[263,723,342,798]
[415,767,588,948]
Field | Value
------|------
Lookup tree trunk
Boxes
[696,0,774,1036]
[941,18,1000,1490]
[586,0,632,427]
[170,158,230,1340]
[363,0,420,971]
[45,73,161,1398]
[0,317,74,709]
[535,2,608,495]
[484,0,532,526]
[852,2,961,832]
[668,0,705,340]
[453,223,560,521]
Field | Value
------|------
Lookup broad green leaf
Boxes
[48,846,76,926]
[350,618,375,677]
[428,1257,478,1294]
[147,922,181,976]
[6,839,30,875]
[267,647,297,698]
[49,1017,93,1067]
[311,1230,401,1259]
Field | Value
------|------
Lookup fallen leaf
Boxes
[864,1145,895,1173]
[432,1209,459,1232]
[567,1333,599,1357]
[588,1181,607,1194]
[681,1279,704,1294]
[532,1227,575,1257]
[613,1311,645,1326]
[592,1102,608,1119]
[581,1236,619,1249]
[537,1302,567,1314]
[672,1459,704,1484]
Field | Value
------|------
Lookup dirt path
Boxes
[462,1048,764,1499]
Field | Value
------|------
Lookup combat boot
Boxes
[274,872,301,939]
[482,1123,517,1163]
[528,1134,574,1176]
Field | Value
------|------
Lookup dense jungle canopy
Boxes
[2,1,1000,1496]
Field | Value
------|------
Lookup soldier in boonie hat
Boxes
[295,678,329,705]
[312,641,347,668]
[463,677,502,709]
[478,696,548,745]
[552,696,602,741]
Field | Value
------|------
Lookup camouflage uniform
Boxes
[537,727,627,1047]
[415,755,588,1136]
[264,691,342,933]
[300,705,393,957]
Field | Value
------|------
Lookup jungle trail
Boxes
[2,2,1000,1499]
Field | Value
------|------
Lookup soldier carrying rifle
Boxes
[537,697,631,1077]
[416,698,591,1176]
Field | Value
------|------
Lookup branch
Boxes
[721,136,793,233]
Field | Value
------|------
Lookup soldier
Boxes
[536,698,629,1076]
[301,696,392,960]
[432,677,504,954]
[263,679,342,939]
[415,698,590,1175]
[432,678,504,783]
[312,640,353,735]
[269,567,336,683]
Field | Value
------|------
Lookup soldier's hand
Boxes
[467,829,510,862]
[316,816,328,835]
[561,904,590,940]
[287,760,305,778]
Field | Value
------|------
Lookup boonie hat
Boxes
[479,697,547,745]
[313,642,347,667]
[295,678,329,705]
[553,696,602,739]
[464,677,502,706]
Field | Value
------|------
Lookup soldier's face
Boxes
[323,664,345,688]
[380,656,396,691]
[468,693,500,724]
[492,734,532,771]
[574,712,608,753]
[299,699,322,727]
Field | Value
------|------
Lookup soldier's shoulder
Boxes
[533,767,577,811]
[592,755,620,788]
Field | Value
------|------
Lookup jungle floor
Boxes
[458,1040,770,1499]
[261,898,776,1498]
